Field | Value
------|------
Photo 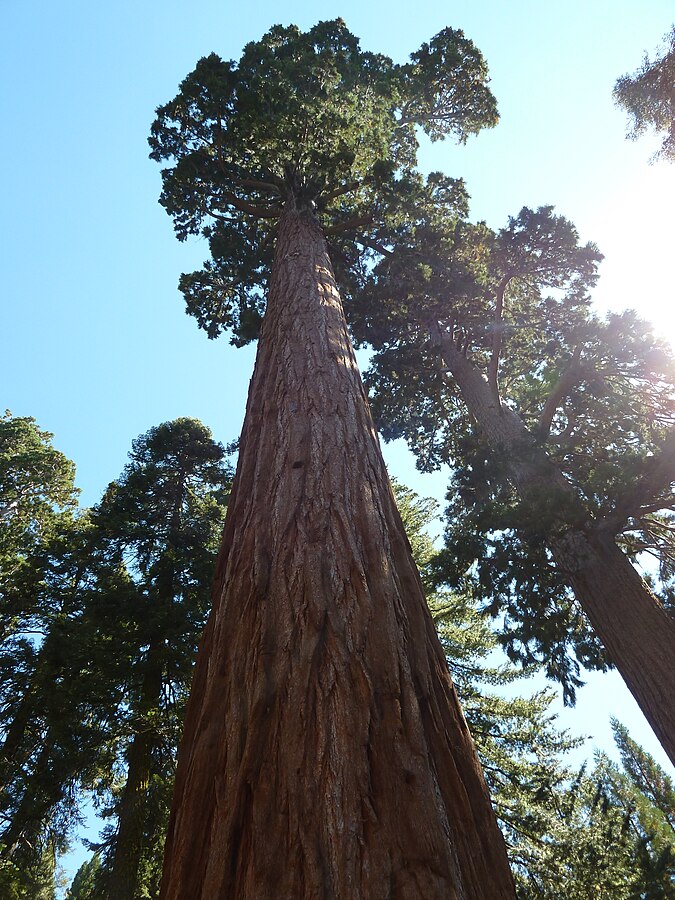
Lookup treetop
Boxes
[149,19,498,343]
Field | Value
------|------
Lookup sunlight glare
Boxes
[588,162,675,346]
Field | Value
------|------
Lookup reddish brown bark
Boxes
[439,334,675,767]
[160,208,515,899]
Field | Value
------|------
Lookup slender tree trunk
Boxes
[551,529,675,765]
[440,337,675,767]
[160,207,515,899]
[107,642,164,899]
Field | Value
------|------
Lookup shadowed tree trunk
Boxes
[439,334,675,767]
[160,207,515,899]
[106,644,163,900]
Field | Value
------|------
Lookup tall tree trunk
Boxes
[107,642,164,899]
[440,337,675,767]
[160,207,515,899]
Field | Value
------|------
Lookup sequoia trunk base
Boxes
[160,209,514,899]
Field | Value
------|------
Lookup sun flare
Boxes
[588,162,675,346]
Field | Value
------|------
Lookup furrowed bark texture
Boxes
[160,209,515,900]
[441,339,675,767]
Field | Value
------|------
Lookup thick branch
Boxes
[599,429,675,533]
[487,275,512,405]
[323,214,374,235]
[211,189,282,219]
[358,237,394,258]
[228,174,285,195]
[537,346,584,437]
[319,180,364,205]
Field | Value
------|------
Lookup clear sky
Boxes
[2,0,674,883]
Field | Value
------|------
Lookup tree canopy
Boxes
[0,418,232,900]
[352,197,675,764]
[148,18,497,343]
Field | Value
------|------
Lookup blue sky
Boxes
[2,0,674,883]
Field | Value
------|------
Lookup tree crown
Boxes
[149,20,497,343]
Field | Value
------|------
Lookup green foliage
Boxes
[0,418,232,900]
[84,418,232,897]
[0,839,58,899]
[614,26,675,162]
[0,417,104,896]
[608,718,675,843]
[65,854,101,899]
[148,19,497,343]
[357,202,675,698]
[511,733,675,898]
[0,413,78,636]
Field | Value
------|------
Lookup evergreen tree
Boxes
[0,417,231,900]
[85,418,232,899]
[0,514,133,889]
[396,483,675,897]
[149,20,516,898]
[66,854,102,900]
[614,26,675,162]
[0,416,105,896]
[354,203,675,764]
[0,413,78,638]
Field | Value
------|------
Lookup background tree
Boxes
[84,419,232,900]
[614,25,675,162]
[354,203,675,764]
[590,720,675,896]
[65,855,102,900]
[0,416,111,897]
[396,482,675,896]
[0,418,231,900]
[0,413,78,638]
[149,19,517,898]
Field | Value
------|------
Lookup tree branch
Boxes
[323,214,374,235]
[599,429,675,533]
[487,275,512,405]
[210,190,282,219]
[319,180,364,205]
[358,237,394,257]
[228,174,285,195]
[537,346,585,437]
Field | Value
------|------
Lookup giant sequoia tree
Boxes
[150,20,515,898]
[356,204,675,765]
